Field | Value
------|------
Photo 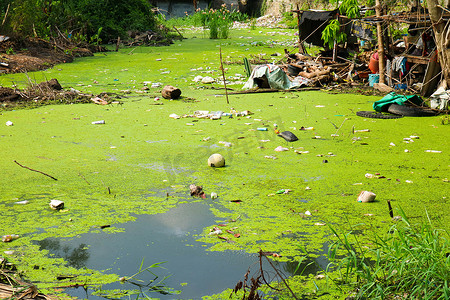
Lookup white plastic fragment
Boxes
[208,229,222,235]
[274,146,289,152]
[211,192,218,199]
[201,76,215,84]
[294,150,309,154]
[193,75,203,82]
[264,155,278,160]
[5,121,13,126]
[169,113,180,119]
[390,142,396,147]
[91,120,105,125]
[49,199,64,210]
[425,150,442,153]
[305,211,312,216]
[2,234,19,242]
[15,200,29,205]
[218,141,232,147]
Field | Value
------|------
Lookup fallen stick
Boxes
[14,160,58,181]
[172,26,184,38]
[78,172,90,185]
[332,118,347,139]
[209,87,321,96]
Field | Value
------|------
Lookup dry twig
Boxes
[14,160,58,181]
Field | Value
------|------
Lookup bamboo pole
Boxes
[375,0,386,84]
[219,47,230,105]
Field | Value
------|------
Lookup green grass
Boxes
[327,210,450,299]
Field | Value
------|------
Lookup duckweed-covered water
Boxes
[0,27,449,299]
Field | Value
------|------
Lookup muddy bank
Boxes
[0,36,94,75]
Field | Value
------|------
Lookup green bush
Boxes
[4,0,158,43]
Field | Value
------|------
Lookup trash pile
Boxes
[125,27,179,46]
[169,109,252,120]
[0,78,122,109]
[242,51,365,90]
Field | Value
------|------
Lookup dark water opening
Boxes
[36,202,327,299]
[36,202,261,299]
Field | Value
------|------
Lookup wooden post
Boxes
[375,0,385,84]
[115,36,120,52]
[295,5,306,54]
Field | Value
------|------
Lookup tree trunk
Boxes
[375,0,385,84]
[428,0,450,88]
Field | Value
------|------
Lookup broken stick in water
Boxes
[219,47,229,105]
[14,160,58,181]
[387,199,394,218]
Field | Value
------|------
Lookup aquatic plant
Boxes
[93,258,179,298]
[327,210,450,299]
[196,4,247,39]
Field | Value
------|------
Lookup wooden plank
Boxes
[404,54,430,65]
[421,51,441,96]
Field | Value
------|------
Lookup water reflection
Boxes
[36,239,90,269]
[36,202,329,299]
[36,202,264,299]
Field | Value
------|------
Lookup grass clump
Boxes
[328,211,450,299]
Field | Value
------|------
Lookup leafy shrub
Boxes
[5,0,158,43]
[321,19,347,49]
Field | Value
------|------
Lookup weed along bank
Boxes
[1,5,450,300]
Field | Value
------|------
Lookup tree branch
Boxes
[14,160,58,181]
